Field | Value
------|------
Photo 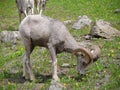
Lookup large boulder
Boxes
[90,20,120,39]
[0,30,21,44]
[72,15,92,30]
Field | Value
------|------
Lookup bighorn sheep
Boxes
[16,0,34,22]
[34,0,47,15]
[19,15,100,81]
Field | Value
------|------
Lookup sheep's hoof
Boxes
[22,76,26,80]
[30,76,36,82]
[53,76,60,82]
[22,74,30,80]
[22,76,29,80]
[29,79,36,82]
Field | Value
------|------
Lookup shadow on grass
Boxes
[2,72,26,84]
[1,71,52,84]
[35,74,52,83]
[1,67,86,85]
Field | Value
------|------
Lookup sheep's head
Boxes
[41,0,47,9]
[72,46,100,75]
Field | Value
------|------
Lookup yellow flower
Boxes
[82,78,85,80]
[86,73,89,76]
[68,75,70,79]
[103,70,106,73]
[8,81,10,85]
[76,83,79,87]
[64,83,66,86]
[110,49,114,53]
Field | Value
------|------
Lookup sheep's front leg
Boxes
[39,9,43,16]
[31,8,34,15]
[37,4,40,14]
[48,43,60,81]
[39,3,43,16]
[31,3,34,15]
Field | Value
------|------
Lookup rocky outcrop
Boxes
[90,20,120,39]
[0,30,21,44]
[72,15,92,30]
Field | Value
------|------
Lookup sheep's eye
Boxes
[83,62,87,66]
[81,54,85,58]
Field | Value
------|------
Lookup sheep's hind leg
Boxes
[23,52,35,81]
[22,53,29,80]
[22,39,35,81]
[32,2,34,15]
[25,53,35,81]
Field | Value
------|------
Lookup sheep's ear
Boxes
[90,45,101,62]
[72,48,93,64]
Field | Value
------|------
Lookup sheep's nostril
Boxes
[78,72,85,77]
[83,62,87,66]
[78,70,85,75]
[93,56,99,62]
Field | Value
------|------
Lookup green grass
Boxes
[0,0,120,90]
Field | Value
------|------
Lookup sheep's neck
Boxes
[64,35,79,53]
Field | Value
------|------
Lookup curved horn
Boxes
[72,47,93,64]
[90,45,101,62]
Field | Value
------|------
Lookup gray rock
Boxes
[63,20,72,25]
[72,15,92,30]
[83,34,92,40]
[78,41,93,48]
[0,30,21,44]
[90,20,120,39]
[61,63,70,68]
